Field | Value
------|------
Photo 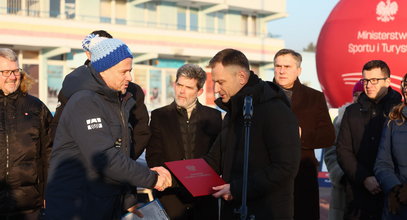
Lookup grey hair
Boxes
[0,48,18,62]
[274,48,302,68]
[176,64,207,90]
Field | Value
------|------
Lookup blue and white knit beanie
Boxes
[82,34,133,72]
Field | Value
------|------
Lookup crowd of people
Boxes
[0,30,406,220]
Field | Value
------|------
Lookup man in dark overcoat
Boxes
[146,64,222,220]
[273,49,335,220]
[205,48,301,219]
[337,60,401,219]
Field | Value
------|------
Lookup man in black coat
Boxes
[205,48,301,219]
[273,49,335,220]
[337,60,402,220]
[146,64,222,220]
[0,48,53,219]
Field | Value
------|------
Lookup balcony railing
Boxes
[0,7,270,38]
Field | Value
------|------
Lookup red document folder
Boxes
[164,158,225,197]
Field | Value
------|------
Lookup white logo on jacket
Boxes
[86,118,103,130]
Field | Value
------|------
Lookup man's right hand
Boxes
[151,166,172,191]
[212,184,233,201]
[363,176,381,195]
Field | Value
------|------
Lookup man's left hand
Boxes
[127,203,144,218]
[212,184,233,201]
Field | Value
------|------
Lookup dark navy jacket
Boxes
[50,65,151,159]
[45,65,157,220]
[375,119,407,219]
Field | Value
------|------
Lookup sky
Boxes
[267,0,340,52]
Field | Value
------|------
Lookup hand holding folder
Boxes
[165,158,225,197]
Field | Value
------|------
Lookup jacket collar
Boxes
[215,71,260,112]
[0,88,23,99]
[358,87,402,114]
[272,77,302,91]
[215,71,289,118]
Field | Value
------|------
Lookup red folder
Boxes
[164,158,225,197]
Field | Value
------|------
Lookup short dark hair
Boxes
[362,60,390,78]
[208,48,250,73]
[91,30,113,39]
[274,49,302,67]
[176,64,207,90]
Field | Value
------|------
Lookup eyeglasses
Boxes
[0,68,22,77]
[360,77,388,85]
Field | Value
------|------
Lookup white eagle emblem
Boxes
[185,165,197,172]
[376,0,398,22]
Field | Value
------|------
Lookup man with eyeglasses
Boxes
[337,60,402,220]
[0,48,53,219]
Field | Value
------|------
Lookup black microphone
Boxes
[243,95,253,121]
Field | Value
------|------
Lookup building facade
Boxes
[0,0,286,111]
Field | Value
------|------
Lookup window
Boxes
[251,16,257,36]
[7,0,39,16]
[217,12,225,34]
[65,0,75,19]
[50,0,60,17]
[22,50,38,59]
[190,8,198,31]
[146,2,157,26]
[206,12,215,33]
[100,0,111,23]
[241,14,248,35]
[7,0,21,14]
[177,7,186,30]
[115,0,126,24]
[27,0,40,16]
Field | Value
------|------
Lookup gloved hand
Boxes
[398,183,407,205]
[388,185,402,215]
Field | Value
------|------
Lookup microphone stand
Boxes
[236,95,255,220]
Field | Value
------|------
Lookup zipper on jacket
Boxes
[118,98,128,154]
[6,135,9,177]
[3,98,10,182]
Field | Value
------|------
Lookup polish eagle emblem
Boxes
[376,0,398,22]
[186,165,197,172]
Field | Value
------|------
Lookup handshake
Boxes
[151,166,172,191]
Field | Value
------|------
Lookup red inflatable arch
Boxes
[316,0,406,108]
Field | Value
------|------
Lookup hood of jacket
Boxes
[62,64,126,103]
[61,64,122,102]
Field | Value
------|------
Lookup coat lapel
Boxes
[166,102,185,159]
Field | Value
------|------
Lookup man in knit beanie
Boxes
[45,35,172,220]
[51,31,151,165]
